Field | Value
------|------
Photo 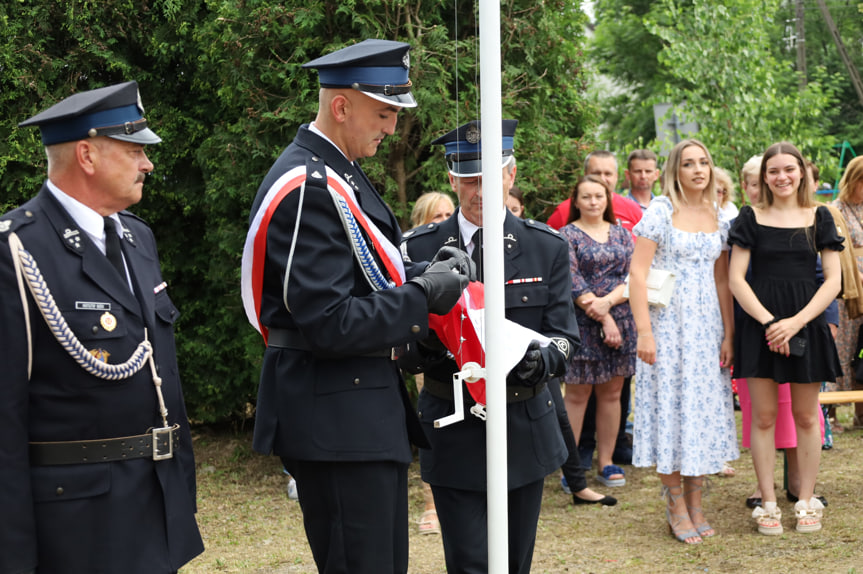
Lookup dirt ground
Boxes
[181,406,863,574]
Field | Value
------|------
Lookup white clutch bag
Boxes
[623,268,677,308]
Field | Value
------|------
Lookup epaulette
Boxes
[119,209,147,224]
[522,218,564,239]
[402,221,441,241]
[0,208,38,236]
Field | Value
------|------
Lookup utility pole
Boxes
[815,0,863,107]
[795,0,806,90]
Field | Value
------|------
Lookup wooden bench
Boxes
[818,390,863,405]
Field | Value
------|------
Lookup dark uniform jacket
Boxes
[249,124,430,463]
[401,209,579,490]
[0,187,203,574]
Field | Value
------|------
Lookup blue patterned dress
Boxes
[631,197,739,476]
[560,223,636,383]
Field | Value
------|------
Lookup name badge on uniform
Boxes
[76,301,112,311]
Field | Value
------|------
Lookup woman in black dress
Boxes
[728,142,843,535]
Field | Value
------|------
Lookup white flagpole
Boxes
[478,0,508,570]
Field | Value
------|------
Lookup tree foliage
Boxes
[0,0,593,422]
[591,0,858,184]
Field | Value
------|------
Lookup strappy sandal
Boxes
[418,509,440,535]
[752,501,783,535]
[795,498,824,533]
[684,476,715,538]
[662,485,702,544]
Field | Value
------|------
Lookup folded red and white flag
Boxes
[428,281,550,411]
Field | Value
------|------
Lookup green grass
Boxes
[181,406,863,573]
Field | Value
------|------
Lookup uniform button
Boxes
[411,325,421,334]
[522,296,528,302]
[547,400,553,407]
[25,211,33,218]
[353,378,360,385]
[417,411,423,419]
[55,486,64,496]
[92,325,99,334]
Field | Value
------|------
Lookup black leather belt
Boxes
[29,425,180,466]
[422,376,546,403]
[267,328,399,359]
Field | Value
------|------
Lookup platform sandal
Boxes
[794,497,824,533]
[752,500,783,535]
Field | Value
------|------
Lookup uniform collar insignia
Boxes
[444,236,458,245]
[63,227,83,251]
[343,173,358,190]
[121,226,136,246]
[0,220,10,233]
[504,232,517,242]
[311,170,323,179]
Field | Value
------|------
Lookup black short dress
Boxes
[728,205,844,383]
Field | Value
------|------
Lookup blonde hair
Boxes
[661,139,717,214]
[837,156,863,204]
[410,192,455,228]
[713,166,737,208]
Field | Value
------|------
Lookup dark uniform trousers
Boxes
[401,209,580,574]
[250,125,431,574]
[0,187,203,574]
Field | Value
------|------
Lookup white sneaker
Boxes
[287,477,299,500]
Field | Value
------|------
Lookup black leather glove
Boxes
[513,340,545,386]
[430,246,477,281]
[409,260,469,315]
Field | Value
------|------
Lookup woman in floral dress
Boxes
[629,139,738,544]
[560,174,636,490]
[830,156,863,429]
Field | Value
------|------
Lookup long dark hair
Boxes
[567,174,617,225]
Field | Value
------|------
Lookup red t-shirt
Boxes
[546,194,643,239]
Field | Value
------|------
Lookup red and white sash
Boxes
[241,165,405,342]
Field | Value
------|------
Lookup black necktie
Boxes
[471,228,483,282]
[104,216,126,280]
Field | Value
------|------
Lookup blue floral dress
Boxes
[559,223,636,383]
[631,197,739,476]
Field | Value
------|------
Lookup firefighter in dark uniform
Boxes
[0,82,204,573]
[241,40,471,574]
[400,120,579,574]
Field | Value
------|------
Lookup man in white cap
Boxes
[0,81,204,573]
[241,39,471,573]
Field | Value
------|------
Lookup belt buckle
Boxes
[152,426,174,461]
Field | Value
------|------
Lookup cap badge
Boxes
[402,52,410,69]
[466,125,481,144]
[100,311,117,332]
